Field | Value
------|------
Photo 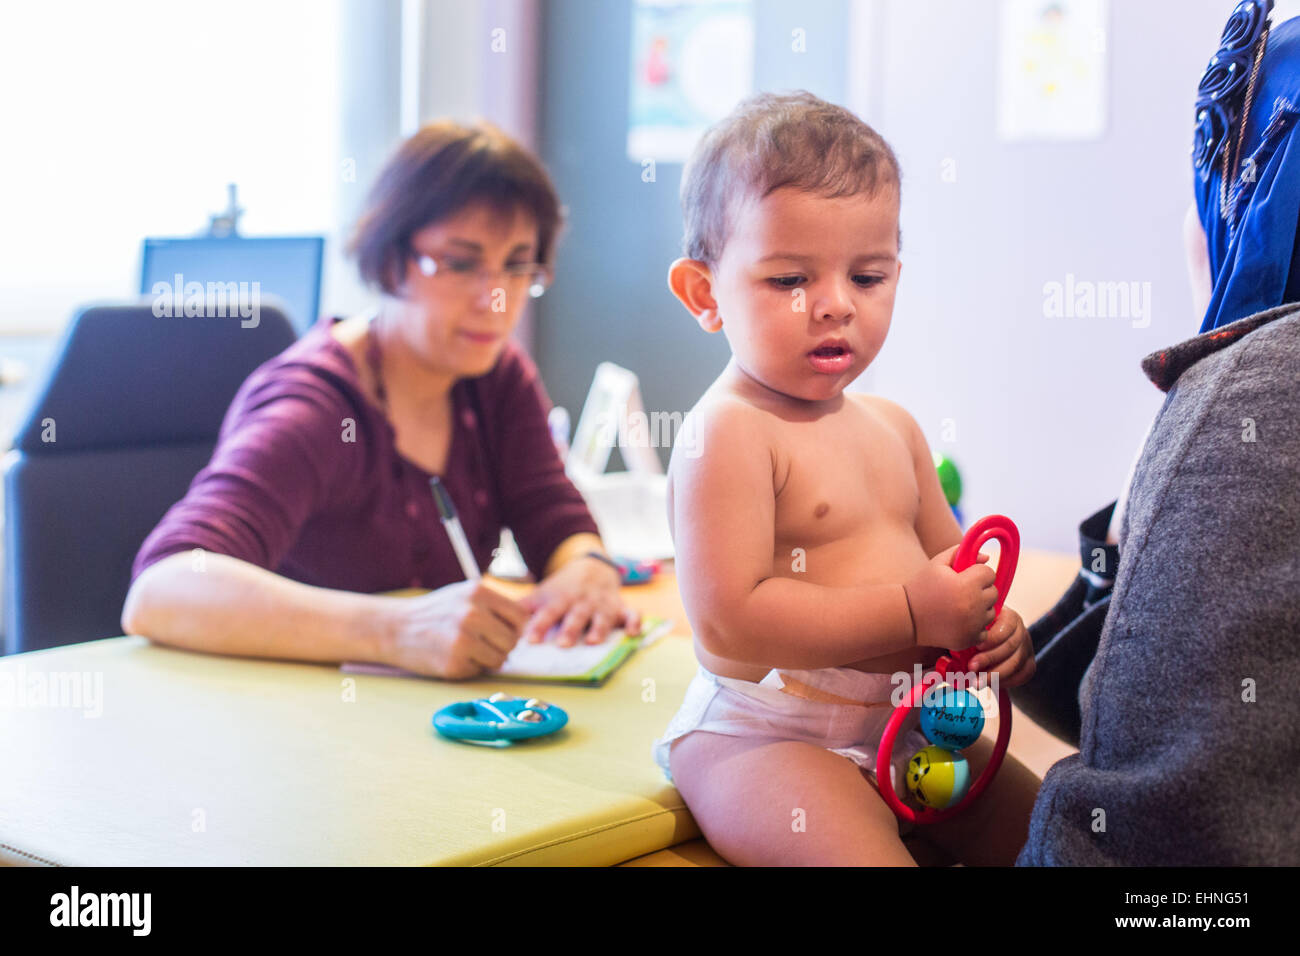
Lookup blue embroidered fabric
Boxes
[1192,1,1300,332]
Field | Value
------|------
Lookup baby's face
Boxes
[711,186,900,403]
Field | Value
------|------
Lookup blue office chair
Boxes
[2,302,297,654]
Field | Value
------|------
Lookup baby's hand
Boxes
[903,545,998,651]
[967,606,1035,689]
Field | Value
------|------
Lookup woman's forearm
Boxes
[543,532,607,577]
[120,551,395,665]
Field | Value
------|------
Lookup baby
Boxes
[652,92,1040,866]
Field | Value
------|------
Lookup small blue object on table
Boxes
[433,692,569,744]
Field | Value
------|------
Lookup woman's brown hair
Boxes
[348,119,563,295]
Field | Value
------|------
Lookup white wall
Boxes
[318,0,544,332]
[0,0,344,336]
[851,0,1250,551]
[402,0,543,350]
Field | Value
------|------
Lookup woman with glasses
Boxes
[121,120,640,679]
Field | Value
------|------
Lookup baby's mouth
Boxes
[810,344,849,358]
[807,341,854,374]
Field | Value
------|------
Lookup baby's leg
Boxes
[911,733,1042,867]
[669,730,917,866]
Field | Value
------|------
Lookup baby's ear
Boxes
[667,258,722,332]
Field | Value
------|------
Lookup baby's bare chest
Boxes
[771,412,920,548]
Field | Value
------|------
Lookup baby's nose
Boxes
[816,286,856,322]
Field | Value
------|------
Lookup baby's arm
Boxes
[671,401,918,670]
[864,396,963,560]
[867,397,1032,679]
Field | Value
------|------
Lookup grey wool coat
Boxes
[1018,303,1300,866]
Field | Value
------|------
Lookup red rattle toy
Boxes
[875,514,1020,825]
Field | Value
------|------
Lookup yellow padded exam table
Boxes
[0,557,1077,866]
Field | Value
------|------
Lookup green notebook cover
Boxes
[491,616,673,686]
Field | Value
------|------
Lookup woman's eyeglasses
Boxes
[411,251,553,299]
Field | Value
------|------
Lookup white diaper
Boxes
[651,664,932,809]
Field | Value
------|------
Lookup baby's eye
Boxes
[767,276,804,289]
[853,274,885,288]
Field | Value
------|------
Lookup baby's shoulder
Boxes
[687,388,769,428]
[669,391,776,472]
[691,389,784,444]
[847,392,920,449]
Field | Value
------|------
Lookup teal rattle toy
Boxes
[433,692,568,744]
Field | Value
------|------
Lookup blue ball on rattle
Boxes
[919,683,985,751]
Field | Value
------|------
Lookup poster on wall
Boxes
[627,0,754,163]
[997,0,1108,142]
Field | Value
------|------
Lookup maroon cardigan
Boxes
[131,316,598,592]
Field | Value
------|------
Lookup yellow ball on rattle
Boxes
[906,744,971,810]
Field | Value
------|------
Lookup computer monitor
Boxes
[140,235,324,335]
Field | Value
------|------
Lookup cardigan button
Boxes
[405,500,419,519]
[462,409,477,429]
[473,489,489,508]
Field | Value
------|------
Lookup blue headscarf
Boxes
[1193,1,1300,332]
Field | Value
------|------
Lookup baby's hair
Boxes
[679,90,901,267]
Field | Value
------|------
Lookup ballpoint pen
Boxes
[429,476,481,582]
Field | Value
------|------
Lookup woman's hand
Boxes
[521,555,642,647]
[967,606,1035,689]
[380,580,531,679]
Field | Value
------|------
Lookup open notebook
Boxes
[342,617,671,686]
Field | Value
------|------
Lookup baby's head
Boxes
[668,91,902,404]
